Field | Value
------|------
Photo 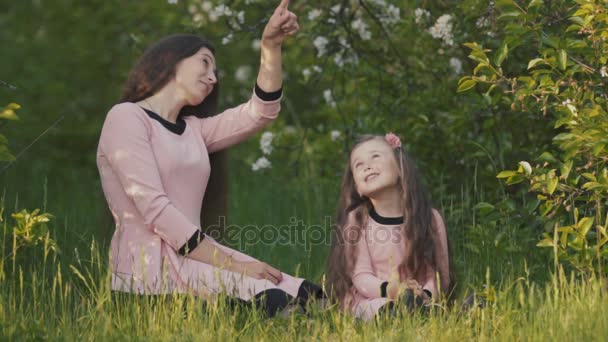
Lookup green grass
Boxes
[0,153,606,340]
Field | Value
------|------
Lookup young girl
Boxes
[326,134,451,321]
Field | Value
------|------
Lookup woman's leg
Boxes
[208,238,324,302]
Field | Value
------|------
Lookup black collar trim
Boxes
[369,207,404,225]
[141,107,186,135]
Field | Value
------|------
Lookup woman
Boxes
[97,0,323,317]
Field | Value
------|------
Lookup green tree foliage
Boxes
[462,0,608,274]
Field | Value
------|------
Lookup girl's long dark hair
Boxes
[326,135,452,304]
[103,34,228,238]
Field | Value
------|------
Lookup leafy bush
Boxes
[461,0,608,274]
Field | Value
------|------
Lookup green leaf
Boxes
[457,80,477,92]
[547,176,558,194]
[474,202,495,215]
[506,174,526,185]
[592,142,606,156]
[497,170,518,178]
[557,49,567,71]
[569,16,585,25]
[537,238,554,247]
[0,108,18,120]
[528,0,543,8]
[473,63,490,75]
[582,173,597,182]
[495,43,509,66]
[577,217,594,237]
[560,160,573,179]
[527,58,545,70]
[538,152,558,163]
[498,11,522,20]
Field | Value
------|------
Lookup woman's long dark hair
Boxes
[102,34,228,239]
[120,34,219,118]
[326,135,452,305]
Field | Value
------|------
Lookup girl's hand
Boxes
[261,0,299,48]
[234,261,284,285]
[387,281,408,299]
[403,279,424,297]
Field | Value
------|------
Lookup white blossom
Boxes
[201,1,213,11]
[429,14,454,46]
[519,161,532,175]
[260,131,274,155]
[168,0,177,4]
[414,8,430,25]
[193,13,204,23]
[313,65,322,73]
[561,99,578,116]
[213,4,232,17]
[331,4,341,14]
[351,18,372,40]
[324,89,336,108]
[222,33,233,45]
[235,65,252,83]
[601,66,608,78]
[327,18,336,24]
[330,130,341,141]
[308,9,322,21]
[302,68,311,78]
[237,11,245,24]
[251,39,261,51]
[449,57,463,74]
[380,4,401,25]
[252,156,271,171]
[313,36,329,57]
[476,16,490,28]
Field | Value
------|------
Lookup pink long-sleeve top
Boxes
[350,207,450,300]
[96,90,280,295]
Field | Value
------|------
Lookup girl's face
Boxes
[350,139,401,198]
[174,47,217,106]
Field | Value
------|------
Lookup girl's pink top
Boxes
[349,208,450,301]
[96,91,281,296]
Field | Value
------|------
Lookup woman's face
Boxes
[174,47,217,106]
[350,138,401,198]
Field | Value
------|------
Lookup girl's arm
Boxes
[351,231,388,299]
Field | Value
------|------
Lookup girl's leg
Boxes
[376,290,429,318]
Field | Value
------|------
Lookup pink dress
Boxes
[345,208,449,321]
[96,91,303,301]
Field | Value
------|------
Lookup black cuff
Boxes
[254,83,282,101]
[177,230,206,256]
[380,281,389,298]
[423,289,432,299]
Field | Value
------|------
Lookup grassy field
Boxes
[1,151,606,340]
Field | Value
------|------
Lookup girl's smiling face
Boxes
[350,138,401,198]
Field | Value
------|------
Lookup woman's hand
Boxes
[233,261,284,285]
[261,0,299,48]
